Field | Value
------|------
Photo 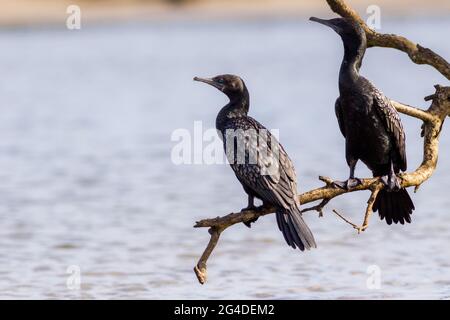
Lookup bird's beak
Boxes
[193,77,224,91]
[309,17,340,33]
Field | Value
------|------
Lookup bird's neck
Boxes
[339,40,365,92]
[216,90,250,131]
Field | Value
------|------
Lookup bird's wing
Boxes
[228,117,299,210]
[335,97,346,137]
[372,88,407,171]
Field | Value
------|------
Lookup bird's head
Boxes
[309,16,366,46]
[194,74,246,100]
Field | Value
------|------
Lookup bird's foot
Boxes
[347,178,363,189]
[380,175,401,192]
[332,180,347,189]
[332,178,362,190]
[243,216,259,228]
[241,205,258,228]
[240,204,257,212]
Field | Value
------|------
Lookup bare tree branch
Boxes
[193,0,450,284]
[390,100,435,122]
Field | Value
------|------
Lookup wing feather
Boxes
[335,98,346,138]
[227,117,299,210]
[372,89,407,171]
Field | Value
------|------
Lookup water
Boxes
[0,16,449,299]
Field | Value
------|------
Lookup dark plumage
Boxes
[310,17,415,225]
[194,74,316,250]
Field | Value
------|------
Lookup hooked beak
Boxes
[193,77,224,91]
[309,17,340,33]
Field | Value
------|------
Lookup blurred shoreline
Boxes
[1,0,450,28]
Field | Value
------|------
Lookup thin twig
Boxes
[301,198,330,217]
[332,209,359,229]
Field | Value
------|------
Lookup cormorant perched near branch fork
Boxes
[194,74,316,251]
[310,17,415,225]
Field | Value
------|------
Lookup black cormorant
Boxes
[194,74,316,250]
[310,17,415,225]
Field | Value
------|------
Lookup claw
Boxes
[241,204,258,228]
[241,206,255,212]
[240,204,256,212]
[380,175,401,192]
[347,177,362,189]
[332,178,362,190]
[332,180,348,190]
[243,216,259,228]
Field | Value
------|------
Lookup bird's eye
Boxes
[217,78,224,84]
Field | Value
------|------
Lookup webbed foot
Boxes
[241,204,257,212]
[241,204,258,228]
[243,216,259,228]
[332,178,362,190]
[381,174,401,192]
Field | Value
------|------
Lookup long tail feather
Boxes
[275,207,317,251]
[374,188,415,225]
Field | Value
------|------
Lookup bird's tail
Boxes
[373,188,415,225]
[275,207,317,251]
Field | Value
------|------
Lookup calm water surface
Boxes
[0,17,449,299]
